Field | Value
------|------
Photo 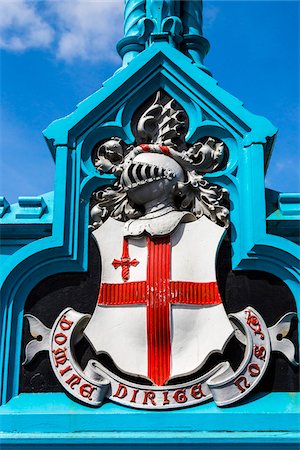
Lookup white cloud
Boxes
[0,0,123,62]
[0,0,54,51]
[50,0,123,62]
[0,1,220,62]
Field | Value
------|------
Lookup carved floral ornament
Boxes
[23,91,298,410]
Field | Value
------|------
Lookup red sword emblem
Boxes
[112,238,139,282]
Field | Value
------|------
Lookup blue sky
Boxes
[0,0,299,203]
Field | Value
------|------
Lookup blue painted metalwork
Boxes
[0,0,299,447]
[124,0,146,36]
[0,197,10,218]
[119,0,209,71]
[0,392,299,446]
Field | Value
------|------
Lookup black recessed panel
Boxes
[20,230,299,393]
[20,237,101,393]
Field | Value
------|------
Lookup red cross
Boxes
[112,238,139,282]
[99,236,221,386]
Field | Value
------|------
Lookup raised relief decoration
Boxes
[23,91,298,409]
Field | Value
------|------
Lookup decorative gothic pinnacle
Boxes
[117,0,210,72]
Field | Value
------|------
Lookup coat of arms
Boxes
[23,91,297,409]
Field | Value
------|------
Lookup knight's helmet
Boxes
[121,152,185,192]
[92,90,228,227]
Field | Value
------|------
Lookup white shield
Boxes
[84,215,234,385]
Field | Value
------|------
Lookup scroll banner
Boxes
[49,306,271,409]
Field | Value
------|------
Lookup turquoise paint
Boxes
[119,0,208,70]
[0,192,53,225]
[0,197,10,218]
[1,436,299,450]
[0,0,299,447]
[1,392,299,433]
[0,393,299,447]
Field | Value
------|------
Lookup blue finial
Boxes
[117,0,210,72]
[182,1,203,36]
[124,0,145,37]
[181,1,209,71]
[118,0,146,66]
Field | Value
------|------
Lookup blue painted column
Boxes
[118,1,211,73]
[118,0,146,66]
[181,1,210,73]
[124,0,145,36]
[182,0,203,35]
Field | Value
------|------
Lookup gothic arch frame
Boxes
[0,42,298,445]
